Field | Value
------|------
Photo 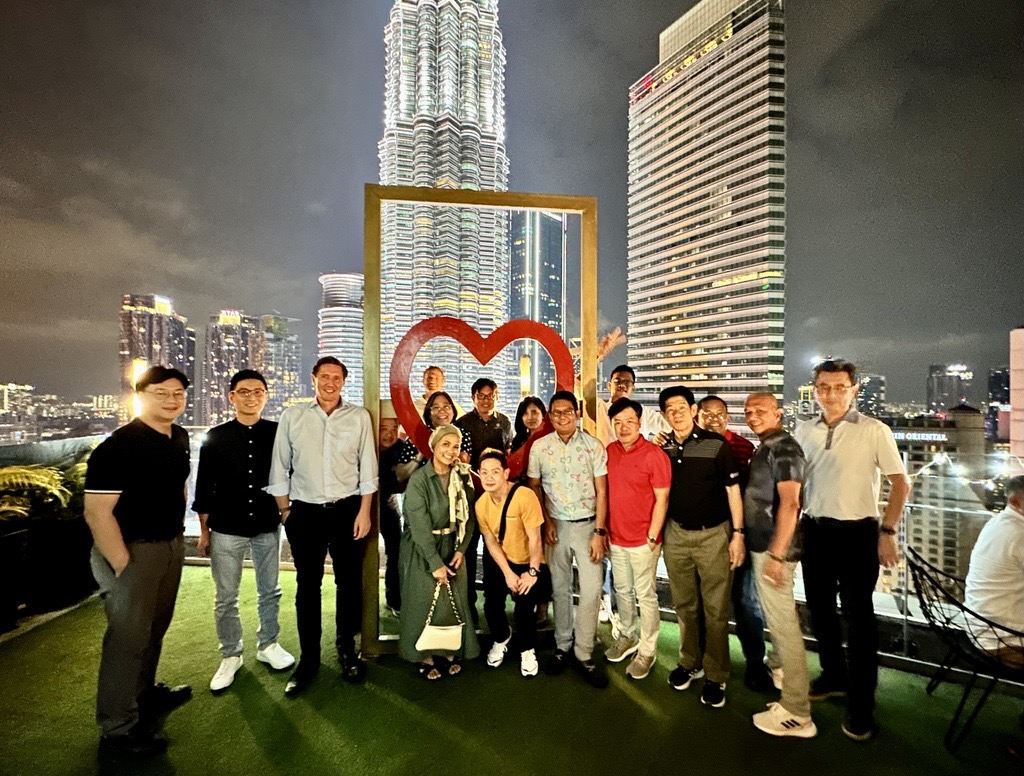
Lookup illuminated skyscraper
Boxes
[378,0,511,404]
[318,273,364,405]
[202,310,263,426]
[510,210,567,400]
[118,293,197,422]
[260,314,304,420]
[926,363,973,414]
[626,0,786,410]
[857,373,887,417]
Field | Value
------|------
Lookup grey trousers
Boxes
[751,551,811,717]
[91,536,184,736]
[548,518,604,661]
[662,521,732,683]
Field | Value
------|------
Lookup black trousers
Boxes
[285,497,365,661]
[91,536,184,736]
[482,553,551,652]
[379,499,402,610]
[801,515,880,724]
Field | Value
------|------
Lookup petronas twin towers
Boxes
[379,0,512,399]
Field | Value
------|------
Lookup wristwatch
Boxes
[647,535,658,545]
[593,527,607,537]
[879,525,897,536]
[527,567,539,577]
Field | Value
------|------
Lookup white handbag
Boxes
[415,580,464,652]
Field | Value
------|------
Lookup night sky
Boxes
[2,0,1021,403]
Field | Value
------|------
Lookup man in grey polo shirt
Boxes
[528,390,609,688]
[795,360,910,742]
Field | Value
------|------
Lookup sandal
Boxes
[417,662,443,681]
[446,658,462,677]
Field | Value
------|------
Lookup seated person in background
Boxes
[477,449,550,678]
[965,474,1024,668]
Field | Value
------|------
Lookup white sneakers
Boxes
[520,649,539,678]
[210,656,243,692]
[487,636,510,668]
[211,644,296,693]
[256,642,296,671]
[752,702,818,738]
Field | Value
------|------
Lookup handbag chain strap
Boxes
[423,580,464,628]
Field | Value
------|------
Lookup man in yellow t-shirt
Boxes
[477,449,550,678]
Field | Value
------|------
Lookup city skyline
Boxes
[1,0,1021,402]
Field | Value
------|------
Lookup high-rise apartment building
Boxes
[926,363,973,415]
[857,373,887,417]
[1011,327,1024,465]
[260,314,304,421]
[318,273,364,405]
[985,365,1010,441]
[626,0,786,411]
[378,0,511,405]
[510,210,567,400]
[202,310,263,426]
[118,294,197,422]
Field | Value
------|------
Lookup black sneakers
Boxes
[667,665,705,691]
[574,657,609,689]
[99,729,168,757]
[700,680,727,708]
[544,648,570,676]
[841,717,878,742]
[284,662,319,698]
[809,674,849,701]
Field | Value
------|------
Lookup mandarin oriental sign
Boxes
[892,431,949,443]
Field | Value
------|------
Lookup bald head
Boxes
[744,392,783,438]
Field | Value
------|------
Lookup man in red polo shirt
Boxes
[604,397,671,680]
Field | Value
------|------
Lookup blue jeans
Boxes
[211,529,283,657]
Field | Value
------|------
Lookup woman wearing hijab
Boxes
[398,424,480,678]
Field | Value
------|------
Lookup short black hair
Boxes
[812,359,856,384]
[313,356,347,378]
[422,391,460,428]
[135,365,189,392]
[471,378,497,395]
[229,369,267,391]
[424,365,444,375]
[658,385,696,411]
[478,448,508,469]
[698,395,728,411]
[548,390,579,413]
[1005,475,1024,502]
[608,396,643,420]
[609,364,636,382]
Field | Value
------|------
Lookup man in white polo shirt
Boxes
[794,360,911,742]
[965,475,1024,666]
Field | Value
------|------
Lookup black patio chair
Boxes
[906,545,1024,751]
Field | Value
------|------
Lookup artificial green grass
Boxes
[1,566,1019,776]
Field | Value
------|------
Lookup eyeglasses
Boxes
[430,403,453,414]
[610,378,634,387]
[814,384,855,394]
[144,389,186,401]
[549,409,577,418]
[475,392,496,401]
[700,410,728,420]
[233,388,266,398]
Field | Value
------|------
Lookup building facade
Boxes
[857,373,887,417]
[318,273,364,405]
[378,0,512,407]
[926,363,973,415]
[260,314,304,421]
[202,310,263,426]
[509,210,567,401]
[118,294,197,423]
[626,0,786,411]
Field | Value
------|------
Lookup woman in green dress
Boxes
[399,424,480,678]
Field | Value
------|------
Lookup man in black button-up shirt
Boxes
[193,369,295,693]
[658,385,745,710]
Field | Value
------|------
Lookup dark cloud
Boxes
[1,0,1021,401]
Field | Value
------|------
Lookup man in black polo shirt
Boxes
[194,369,295,694]
[453,377,512,620]
[659,385,745,709]
[84,366,193,757]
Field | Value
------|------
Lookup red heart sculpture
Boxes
[390,317,576,456]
